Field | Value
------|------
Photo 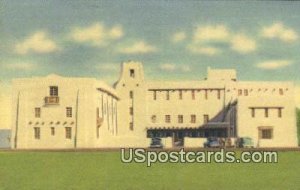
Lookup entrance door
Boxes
[173,131,184,147]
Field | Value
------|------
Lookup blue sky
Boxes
[1,0,300,85]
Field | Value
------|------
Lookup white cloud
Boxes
[181,65,191,72]
[193,25,230,42]
[159,63,176,71]
[118,41,157,54]
[70,23,124,46]
[5,62,36,71]
[172,32,186,43]
[108,25,124,39]
[15,31,58,54]
[261,22,298,42]
[187,45,221,56]
[256,60,292,70]
[95,63,119,71]
[159,63,191,72]
[231,34,256,53]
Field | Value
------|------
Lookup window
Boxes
[50,86,58,96]
[129,122,133,130]
[151,115,157,123]
[34,127,40,139]
[130,69,135,78]
[205,90,208,100]
[129,91,133,99]
[279,88,283,95]
[244,89,248,96]
[66,107,72,117]
[97,126,100,138]
[217,90,221,99]
[65,127,72,139]
[191,90,195,100]
[179,90,182,100]
[259,128,273,139]
[251,108,255,118]
[203,115,209,124]
[178,115,183,123]
[51,127,55,136]
[278,108,282,118]
[191,115,196,123]
[264,108,269,118]
[166,91,170,100]
[238,89,242,96]
[165,115,171,123]
[35,107,41,118]
[129,107,133,115]
[153,91,157,100]
[96,107,99,118]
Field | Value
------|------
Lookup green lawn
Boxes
[0,151,299,190]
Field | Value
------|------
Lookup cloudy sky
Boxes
[1,0,300,86]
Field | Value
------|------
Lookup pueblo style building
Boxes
[11,61,298,149]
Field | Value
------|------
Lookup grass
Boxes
[0,150,299,190]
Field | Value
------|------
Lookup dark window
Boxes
[130,107,133,115]
[191,115,196,123]
[166,91,170,100]
[66,107,72,117]
[238,89,242,96]
[278,108,282,118]
[50,86,58,96]
[244,89,248,96]
[205,90,208,100]
[65,127,72,139]
[35,107,41,118]
[279,88,283,95]
[191,90,195,100]
[178,115,183,123]
[129,91,133,99]
[34,127,40,139]
[153,91,157,100]
[260,129,273,139]
[97,126,100,138]
[129,122,133,130]
[130,69,135,78]
[165,115,171,123]
[151,115,156,123]
[217,90,221,99]
[179,90,182,100]
[51,127,55,136]
[265,108,269,118]
[251,108,255,118]
[203,115,209,124]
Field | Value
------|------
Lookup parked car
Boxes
[204,137,221,148]
[235,137,254,148]
[149,137,163,148]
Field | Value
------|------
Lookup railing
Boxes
[44,96,59,105]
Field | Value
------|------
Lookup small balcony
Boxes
[44,96,59,105]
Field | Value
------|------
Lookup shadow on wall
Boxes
[0,129,11,148]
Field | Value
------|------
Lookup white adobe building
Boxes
[11,61,298,149]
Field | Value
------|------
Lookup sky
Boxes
[1,0,300,129]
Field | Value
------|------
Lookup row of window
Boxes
[147,128,273,139]
[152,90,222,101]
[35,107,72,118]
[150,114,209,124]
[34,127,72,139]
[237,88,286,96]
[250,108,283,118]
